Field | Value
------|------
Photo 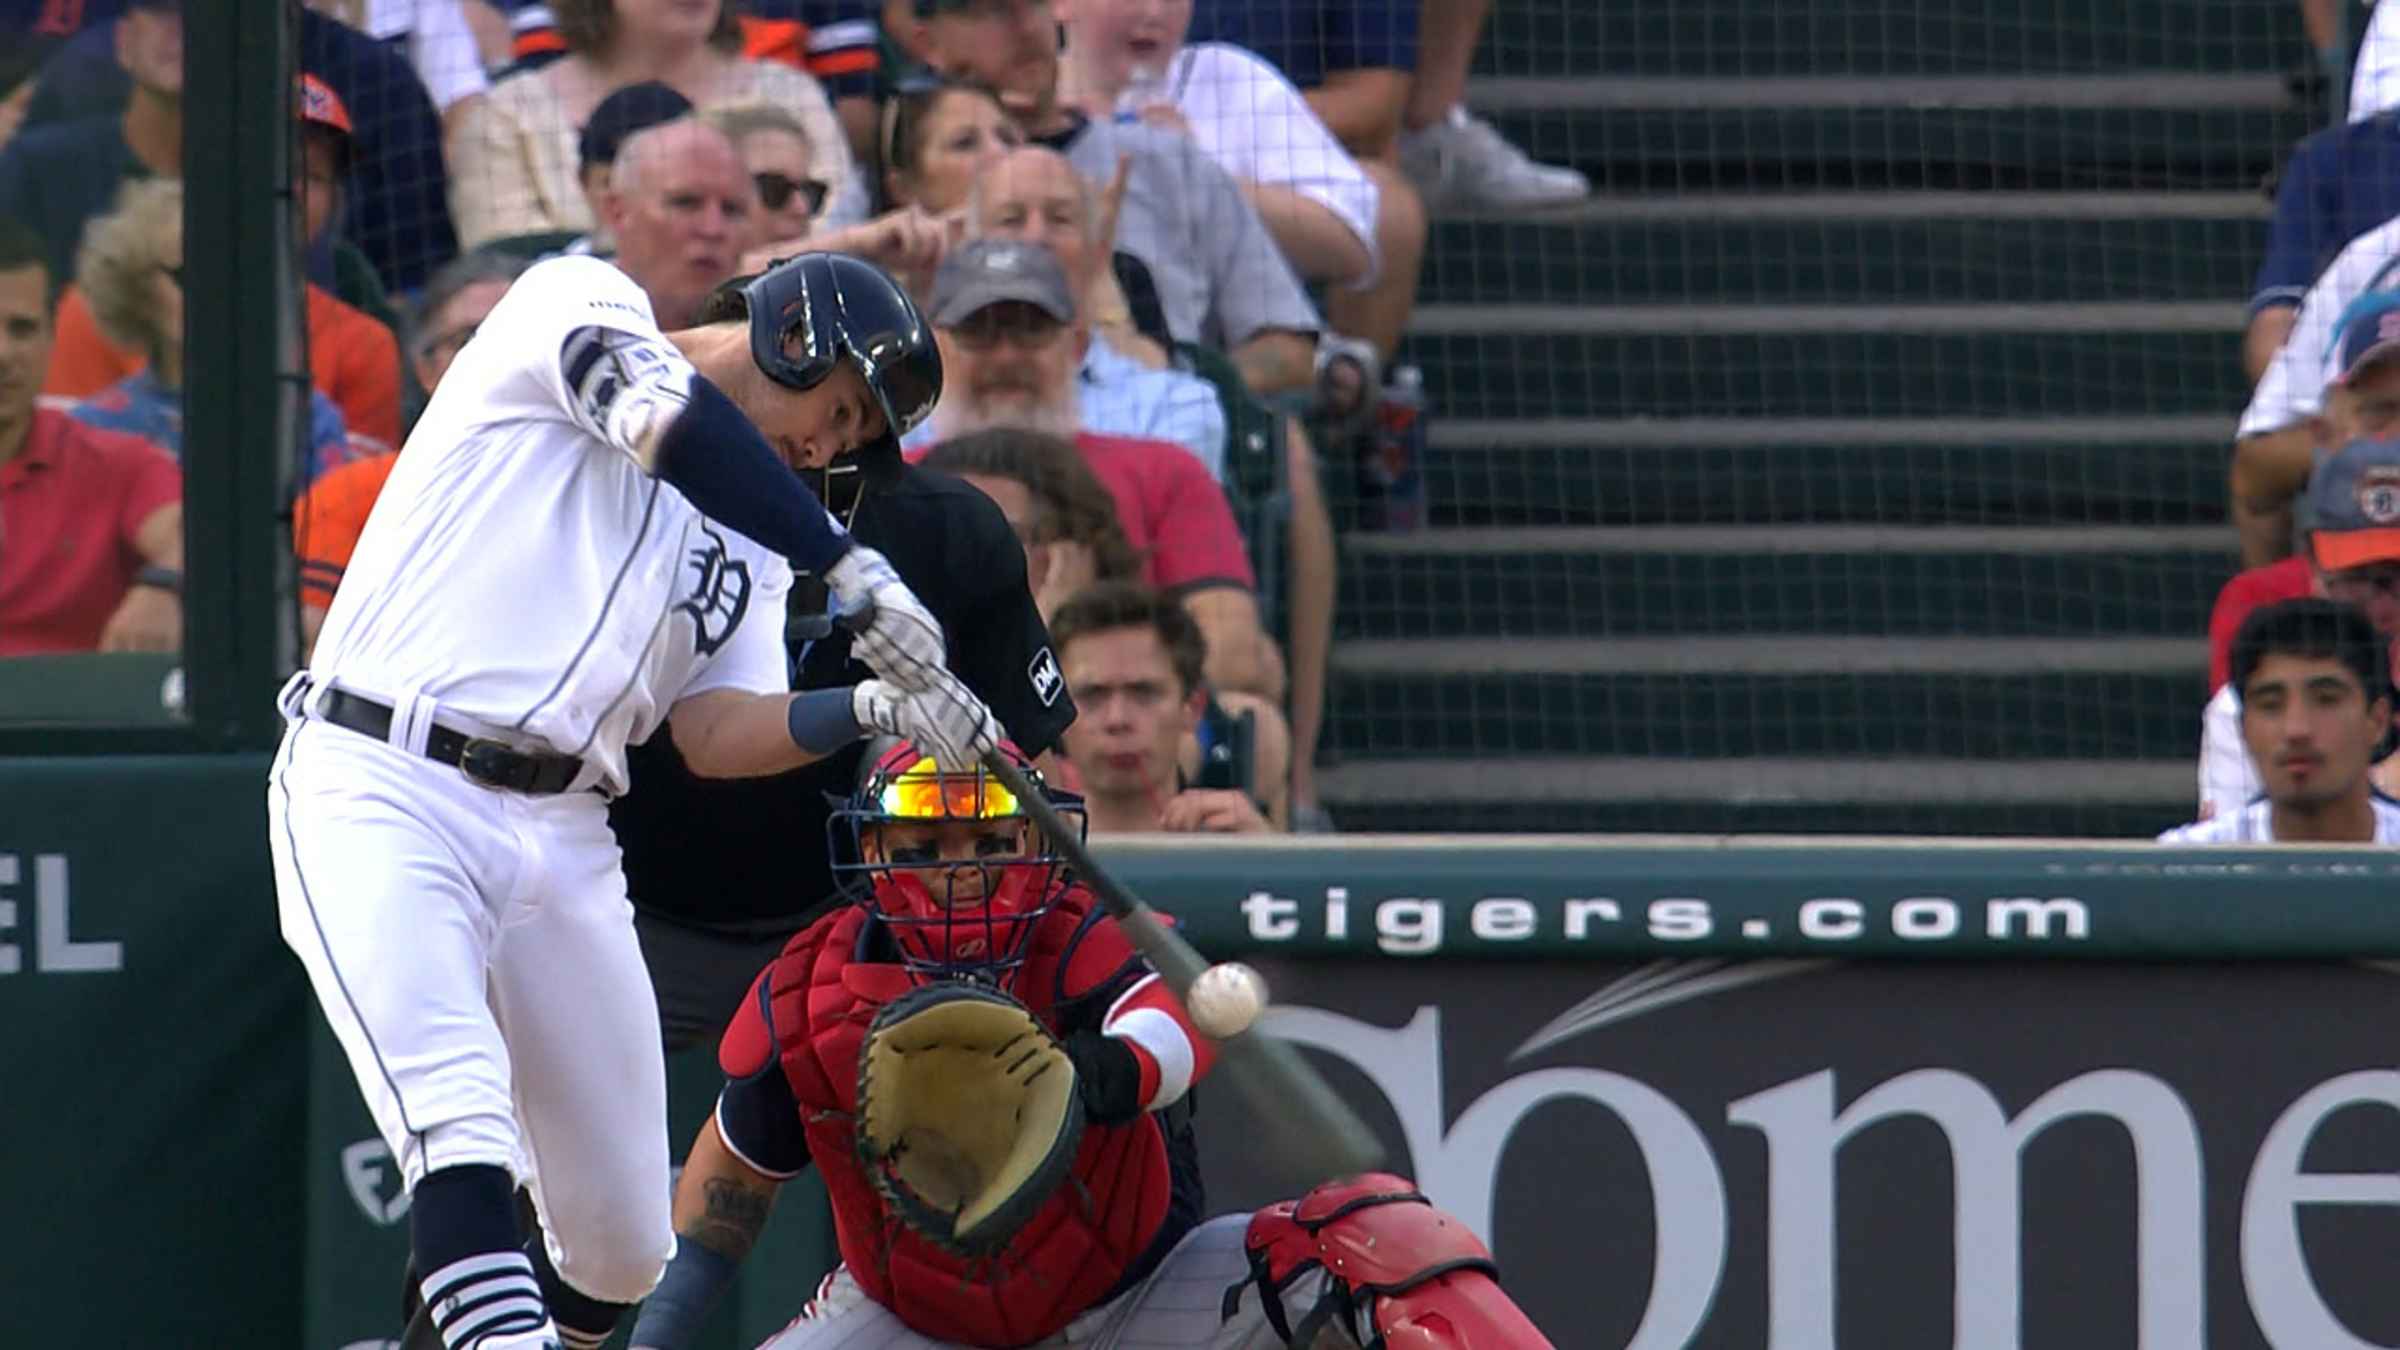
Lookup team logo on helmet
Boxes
[2358,466,2400,526]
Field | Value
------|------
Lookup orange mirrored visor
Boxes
[878,756,1019,820]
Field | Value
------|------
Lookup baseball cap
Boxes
[2306,437,2400,570]
[579,82,695,169]
[2334,290,2400,386]
[299,73,352,138]
[928,238,1076,327]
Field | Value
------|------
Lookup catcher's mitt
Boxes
[855,980,1085,1258]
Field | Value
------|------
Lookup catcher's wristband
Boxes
[626,1240,737,1350]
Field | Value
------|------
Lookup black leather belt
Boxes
[316,688,586,795]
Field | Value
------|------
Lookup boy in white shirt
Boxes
[2163,597,2400,844]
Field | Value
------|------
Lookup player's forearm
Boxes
[2231,426,2314,566]
[2244,307,2298,384]
[1231,330,1318,399]
[671,687,862,779]
[633,1118,781,1350]
[1187,592,1285,702]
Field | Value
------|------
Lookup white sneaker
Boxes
[1399,105,1589,215]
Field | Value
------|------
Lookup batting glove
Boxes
[853,675,998,772]
[825,545,948,692]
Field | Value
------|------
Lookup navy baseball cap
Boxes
[578,81,694,169]
[2334,290,2400,386]
[2306,437,2400,571]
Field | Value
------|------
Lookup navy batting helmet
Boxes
[698,253,942,462]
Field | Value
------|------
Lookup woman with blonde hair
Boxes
[69,179,357,485]
[449,0,853,249]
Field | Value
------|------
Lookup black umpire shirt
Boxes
[609,462,1076,929]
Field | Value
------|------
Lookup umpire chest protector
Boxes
[754,895,1180,1347]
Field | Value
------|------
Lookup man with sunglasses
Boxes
[914,237,1282,706]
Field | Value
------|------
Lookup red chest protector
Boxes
[762,892,1176,1348]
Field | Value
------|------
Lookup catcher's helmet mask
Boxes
[697,252,943,478]
[831,737,1081,988]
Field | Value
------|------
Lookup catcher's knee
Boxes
[1226,1173,1553,1349]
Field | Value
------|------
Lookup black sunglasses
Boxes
[755,172,828,216]
[159,263,183,286]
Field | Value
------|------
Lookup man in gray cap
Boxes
[914,235,1287,708]
[2200,434,2400,818]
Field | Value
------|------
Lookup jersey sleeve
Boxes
[2251,136,2326,315]
[945,487,1077,756]
[112,436,182,545]
[714,967,813,1179]
[2241,219,2400,439]
[482,255,708,460]
[291,454,395,610]
[2197,683,2259,823]
[1142,443,1257,593]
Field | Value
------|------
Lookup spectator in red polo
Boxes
[0,216,181,657]
[910,235,1283,703]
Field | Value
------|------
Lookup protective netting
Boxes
[0,0,2352,838]
[1328,0,2331,838]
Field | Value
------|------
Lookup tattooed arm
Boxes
[629,1115,791,1349]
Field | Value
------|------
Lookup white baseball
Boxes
[1187,961,1268,1039]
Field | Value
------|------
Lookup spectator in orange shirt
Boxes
[293,251,527,657]
[0,216,182,657]
[43,72,403,454]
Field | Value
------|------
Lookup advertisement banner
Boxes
[1194,957,2400,1349]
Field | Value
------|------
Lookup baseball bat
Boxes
[976,747,1388,1182]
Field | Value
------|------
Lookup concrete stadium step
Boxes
[1475,5,2301,79]
[1417,196,2267,307]
[1412,329,2245,421]
[1479,101,2304,192]
[1323,650,2206,762]
[1414,419,2230,528]
[1336,526,2236,641]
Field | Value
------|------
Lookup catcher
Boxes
[627,738,1551,1349]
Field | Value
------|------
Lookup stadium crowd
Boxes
[0,0,1588,835]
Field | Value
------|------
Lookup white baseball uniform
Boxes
[268,254,799,1304]
[2240,214,2400,440]
[2158,795,2400,843]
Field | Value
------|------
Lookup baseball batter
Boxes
[269,250,997,1350]
[625,740,1553,1349]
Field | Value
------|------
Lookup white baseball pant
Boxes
[267,694,674,1305]
[755,1215,1313,1349]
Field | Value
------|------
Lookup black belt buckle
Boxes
[459,737,533,792]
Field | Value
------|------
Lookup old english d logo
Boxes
[679,524,753,656]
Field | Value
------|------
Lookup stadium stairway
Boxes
[1319,2,2314,837]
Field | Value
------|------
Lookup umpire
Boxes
[611,279,1075,1052]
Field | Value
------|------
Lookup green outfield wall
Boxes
[13,753,2400,1346]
